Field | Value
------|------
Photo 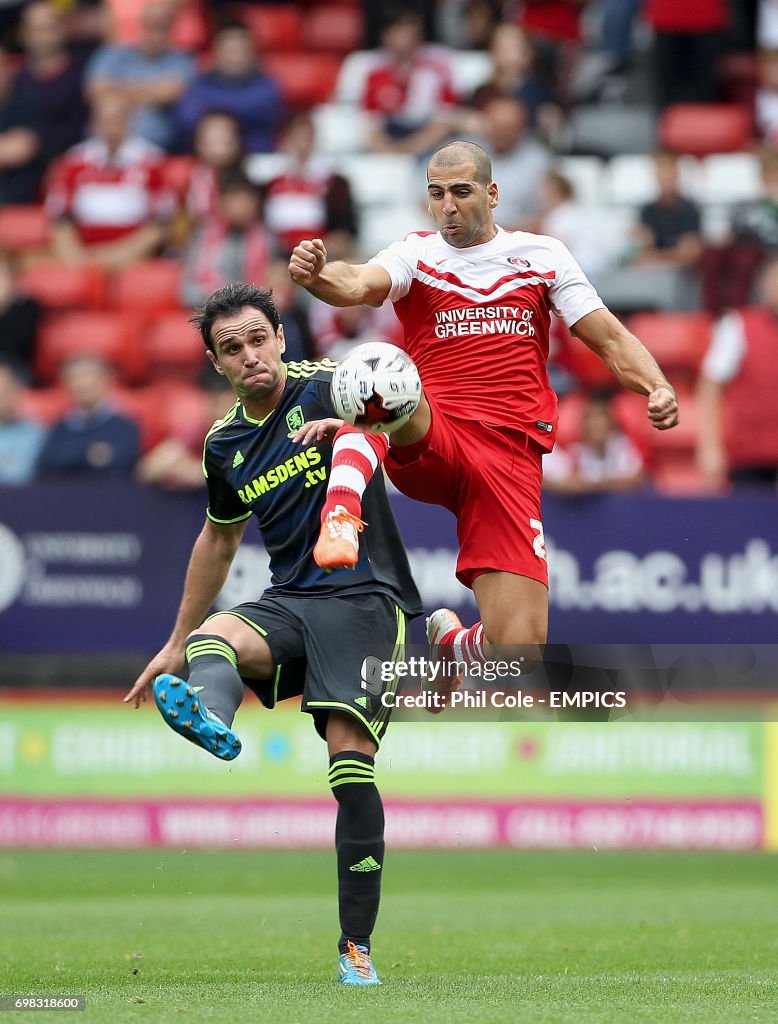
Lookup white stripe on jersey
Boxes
[415,266,552,304]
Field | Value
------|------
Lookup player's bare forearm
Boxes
[288,238,391,308]
[695,376,727,486]
[572,308,679,430]
[123,519,245,706]
[167,520,245,643]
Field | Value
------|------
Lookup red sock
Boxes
[440,621,487,668]
[321,426,389,521]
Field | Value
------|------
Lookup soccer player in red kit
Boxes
[289,141,678,678]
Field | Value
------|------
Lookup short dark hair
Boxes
[191,283,281,353]
[215,18,250,37]
[217,168,258,196]
[428,141,492,187]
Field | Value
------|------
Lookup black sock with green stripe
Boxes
[184,633,244,727]
[329,750,384,955]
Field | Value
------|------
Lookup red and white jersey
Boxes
[264,157,332,254]
[46,137,175,245]
[369,226,604,449]
[362,46,458,127]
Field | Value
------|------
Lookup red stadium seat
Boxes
[0,205,50,252]
[232,4,303,52]
[111,387,168,452]
[652,455,707,495]
[144,311,205,381]
[554,392,586,448]
[19,262,108,310]
[171,2,209,51]
[302,6,364,53]
[613,386,697,461]
[18,387,71,425]
[35,312,146,386]
[111,260,184,314]
[264,53,341,107]
[627,312,712,381]
[161,156,195,200]
[658,103,753,156]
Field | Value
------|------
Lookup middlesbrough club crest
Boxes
[508,257,531,269]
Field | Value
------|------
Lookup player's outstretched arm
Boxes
[572,308,679,430]
[288,237,392,308]
[123,518,247,708]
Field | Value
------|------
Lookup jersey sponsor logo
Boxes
[285,405,305,436]
[232,450,245,468]
[434,305,536,339]
[536,421,553,433]
[237,447,326,504]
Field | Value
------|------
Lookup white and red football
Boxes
[330,342,422,435]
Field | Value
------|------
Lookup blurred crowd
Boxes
[1,0,777,496]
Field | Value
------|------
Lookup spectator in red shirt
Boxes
[264,111,358,262]
[362,7,459,157]
[46,91,175,270]
[180,169,271,307]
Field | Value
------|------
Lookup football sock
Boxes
[440,621,489,668]
[321,427,389,521]
[329,750,384,954]
[184,633,244,727]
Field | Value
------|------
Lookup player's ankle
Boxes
[322,489,362,521]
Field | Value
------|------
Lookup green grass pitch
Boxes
[1,850,777,1023]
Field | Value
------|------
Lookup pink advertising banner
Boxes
[0,798,763,851]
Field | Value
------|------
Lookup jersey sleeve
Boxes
[368,237,417,301]
[546,238,606,328]
[202,441,251,525]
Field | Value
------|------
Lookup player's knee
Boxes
[484,614,547,648]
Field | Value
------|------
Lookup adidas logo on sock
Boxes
[232,450,245,468]
[349,856,381,873]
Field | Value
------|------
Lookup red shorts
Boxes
[385,400,548,589]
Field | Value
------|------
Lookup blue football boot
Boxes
[337,941,381,986]
[152,674,242,761]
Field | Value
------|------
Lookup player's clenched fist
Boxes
[647,385,679,430]
[289,238,327,286]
